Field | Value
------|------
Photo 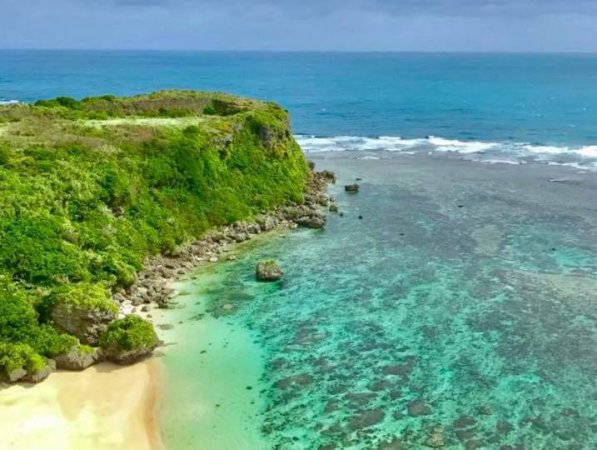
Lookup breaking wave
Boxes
[295,135,597,171]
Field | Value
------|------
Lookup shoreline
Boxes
[0,359,164,450]
[114,168,335,317]
[0,168,335,450]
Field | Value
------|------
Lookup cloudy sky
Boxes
[1,0,597,51]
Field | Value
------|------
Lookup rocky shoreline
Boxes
[114,167,336,324]
[0,167,335,384]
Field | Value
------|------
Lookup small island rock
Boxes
[256,261,283,281]
[345,183,360,193]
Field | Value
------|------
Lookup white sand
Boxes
[0,360,163,450]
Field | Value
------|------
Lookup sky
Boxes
[1,0,597,52]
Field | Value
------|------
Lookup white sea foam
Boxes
[427,136,497,154]
[295,135,597,172]
[0,100,20,105]
[577,146,597,158]
[484,159,521,166]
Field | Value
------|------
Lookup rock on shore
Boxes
[55,346,103,371]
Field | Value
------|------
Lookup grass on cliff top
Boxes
[0,90,310,377]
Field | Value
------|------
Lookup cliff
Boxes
[0,90,311,382]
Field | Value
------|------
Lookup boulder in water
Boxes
[256,260,283,281]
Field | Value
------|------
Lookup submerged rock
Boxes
[345,183,360,193]
[256,260,283,281]
[425,426,446,448]
[408,399,433,416]
[274,372,313,389]
[344,392,376,406]
[348,409,385,430]
[377,437,406,450]
[453,415,476,429]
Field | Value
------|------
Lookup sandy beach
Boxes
[0,359,164,450]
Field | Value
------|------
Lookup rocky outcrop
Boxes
[55,345,103,371]
[319,170,336,183]
[296,212,326,229]
[24,359,55,384]
[256,261,283,281]
[5,367,27,383]
[99,316,159,365]
[345,183,360,192]
[103,345,155,365]
[51,303,117,346]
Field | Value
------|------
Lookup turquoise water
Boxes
[157,156,597,449]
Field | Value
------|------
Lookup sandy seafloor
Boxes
[2,152,597,450]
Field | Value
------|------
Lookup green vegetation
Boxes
[0,277,77,360]
[0,342,47,380]
[41,283,118,319]
[99,316,158,360]
[0,90,310,378]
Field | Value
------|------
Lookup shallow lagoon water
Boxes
[158,154,597,450]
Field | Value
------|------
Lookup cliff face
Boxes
[0,91,310,382]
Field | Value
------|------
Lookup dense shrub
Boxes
[99,315,158,352]
[0,278,76,359]
[40,282,118,319]
[0,342,47,377]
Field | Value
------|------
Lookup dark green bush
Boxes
[0,145,11,166]
[99,315,158,352]
[0,342,46,376]
[0,278,77,359]
[41,282,118,318]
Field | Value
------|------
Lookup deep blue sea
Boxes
[2,51,597,169]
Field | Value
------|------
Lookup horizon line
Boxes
[1,48,597,55]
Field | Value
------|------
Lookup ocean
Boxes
[3,51,597,449]
[2,51,597,170]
